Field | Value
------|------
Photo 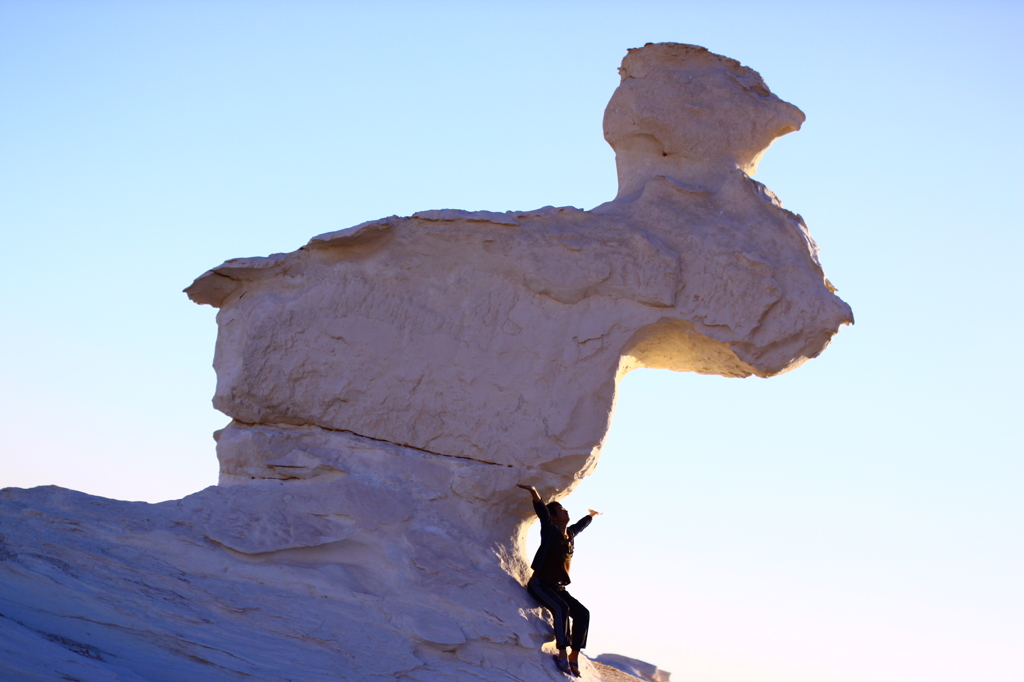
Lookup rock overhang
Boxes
[184,44,851,473]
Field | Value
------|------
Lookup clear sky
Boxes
[1,1,1021,680]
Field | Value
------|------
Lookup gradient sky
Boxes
[1,2,1021,681]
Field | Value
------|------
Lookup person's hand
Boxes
[588,509,602,517]
[516,484,542,501]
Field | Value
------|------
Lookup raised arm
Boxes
[515,484,542,503]
[516,484,550,525]
[569,509,602,536]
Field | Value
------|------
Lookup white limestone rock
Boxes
[604,43,806,199]
[187,47,850,480]
[594,653,672,682]
[0,484,550,681]
[1,43,850,681]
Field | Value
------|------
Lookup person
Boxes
[516,483,601,677]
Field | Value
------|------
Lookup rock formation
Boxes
[593,654,672,682]
[0,43,850,681]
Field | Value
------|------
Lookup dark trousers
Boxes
[528,576,590,651]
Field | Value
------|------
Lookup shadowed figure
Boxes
[518,483,601,676]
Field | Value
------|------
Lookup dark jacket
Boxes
[530,500,592,585]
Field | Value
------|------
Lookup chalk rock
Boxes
[0,465,639,680]
[594,653,672,682]
[1,44,850,681]
[0,484,551,681]
[187,42,850,482]
[604,42,805,199]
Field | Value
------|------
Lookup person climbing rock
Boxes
[517,483,601,677]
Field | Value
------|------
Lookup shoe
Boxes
[569,661,581,677]
[553,656,572,675]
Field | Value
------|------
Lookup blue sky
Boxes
[1,2,1021,680]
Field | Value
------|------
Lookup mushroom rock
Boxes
[0,44,850,681]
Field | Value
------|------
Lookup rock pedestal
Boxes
[1,43,850,681]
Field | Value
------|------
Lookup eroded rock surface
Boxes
[1,43,849,681]
[188,46,849,483]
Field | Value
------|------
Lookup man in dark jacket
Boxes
[517,484,601,677]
